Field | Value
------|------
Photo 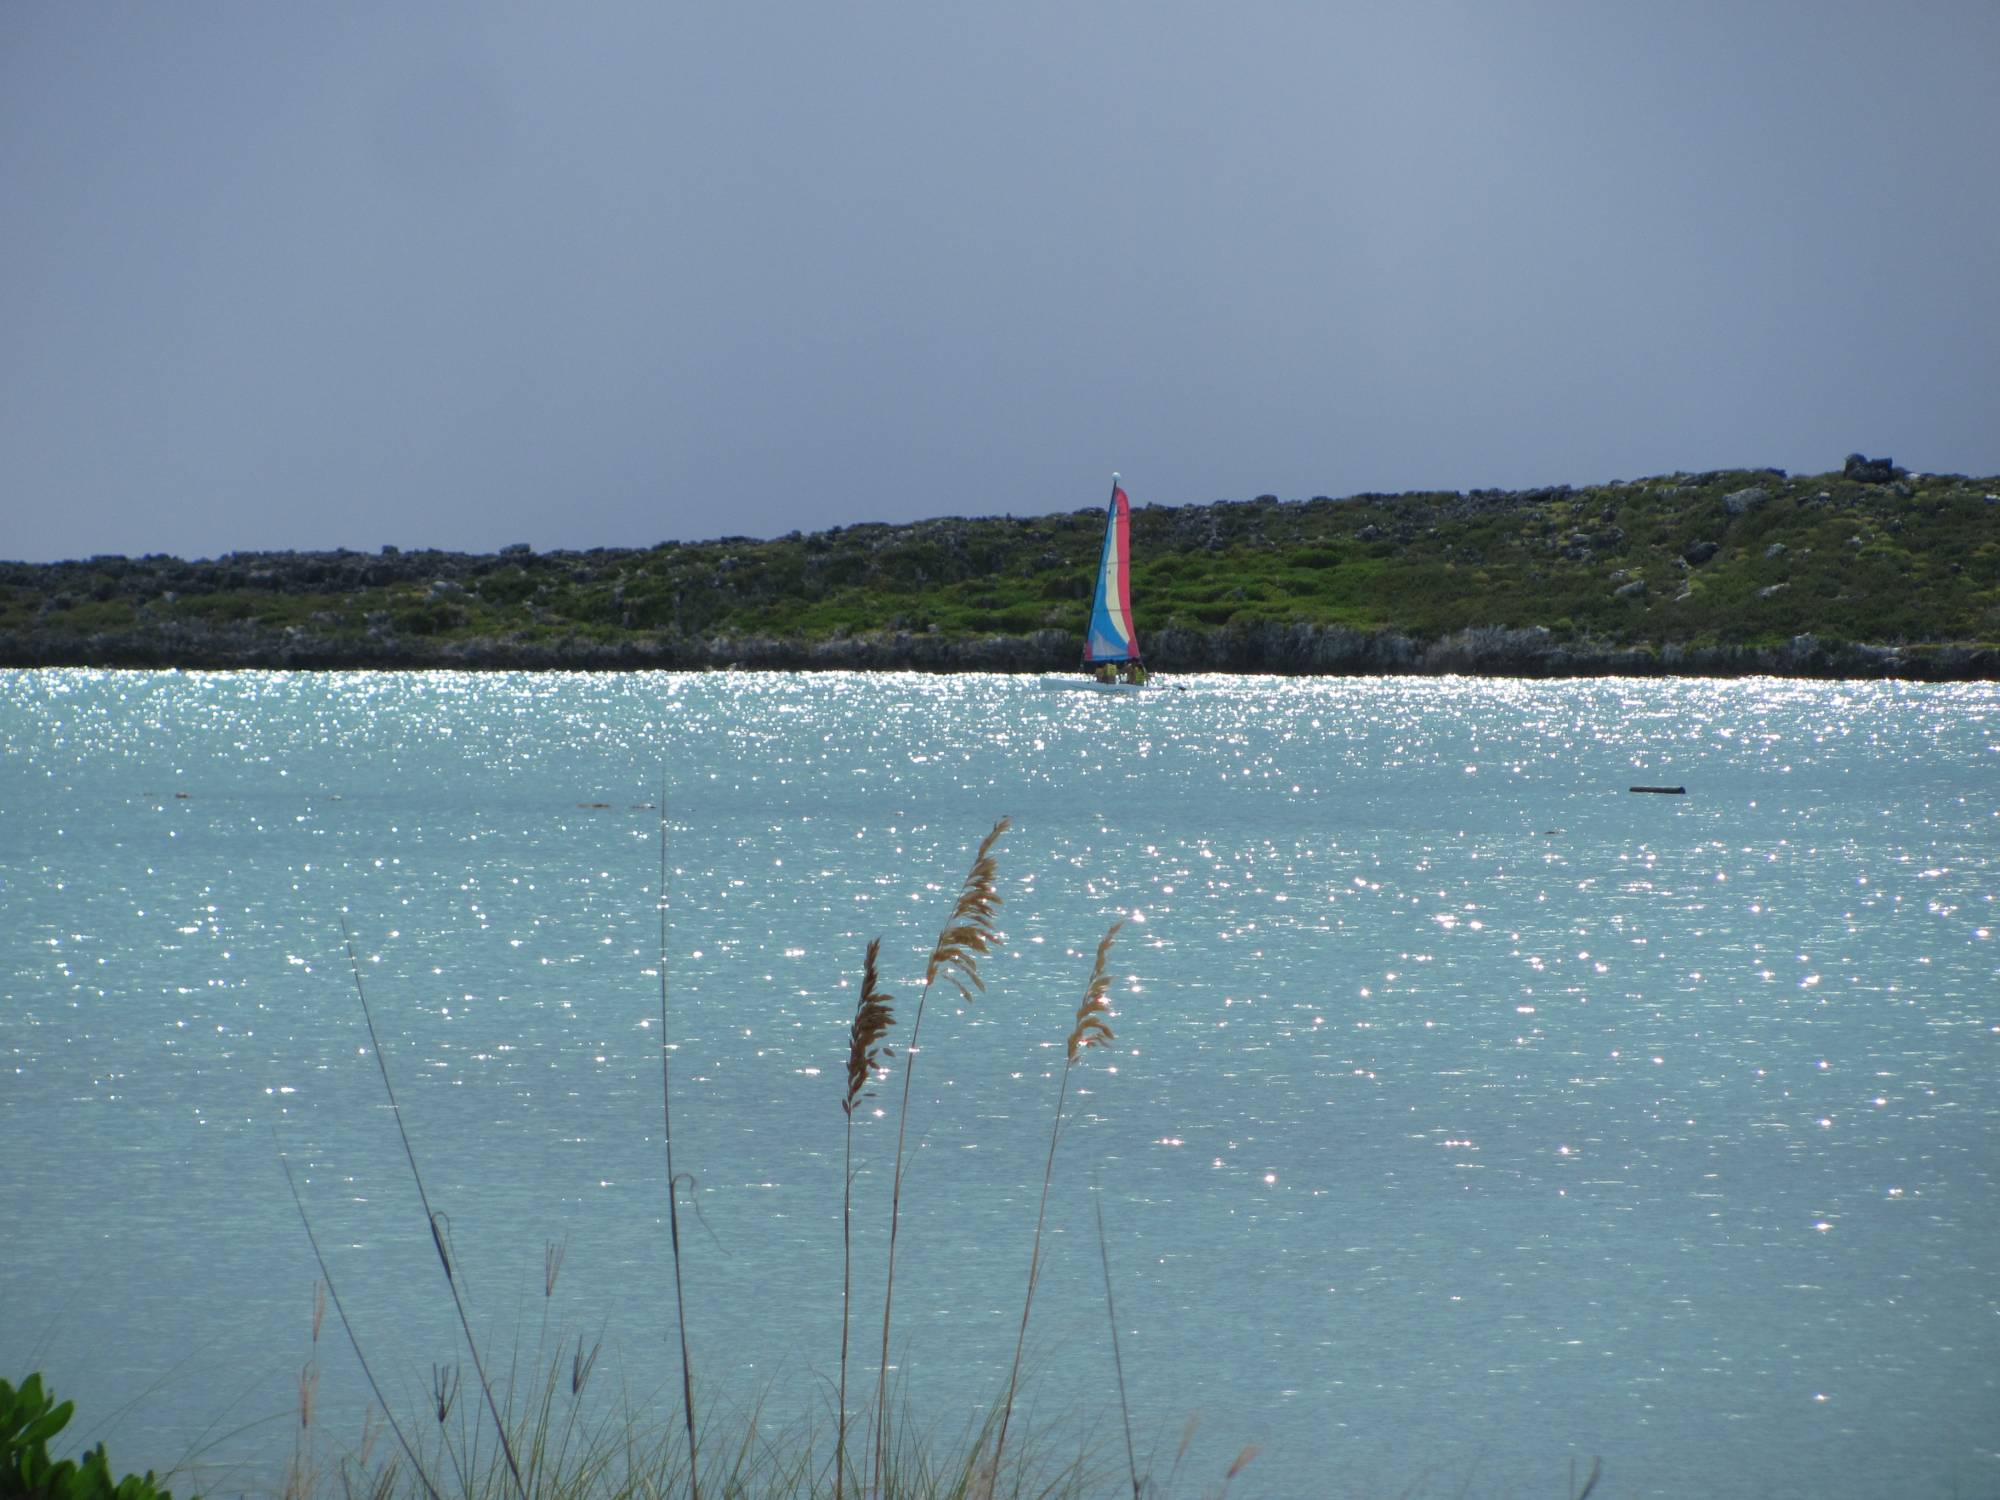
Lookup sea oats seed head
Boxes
[844,937,896,1115]
[571,1336,601,1397]
[1176,1412,1201,1463]
[1066,920,1123,1062]
[926,817,1009,997]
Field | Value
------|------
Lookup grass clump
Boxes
[258,814,1246,1500]
[31,806,1631,1497]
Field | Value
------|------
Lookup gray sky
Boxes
[4,2,1996,563]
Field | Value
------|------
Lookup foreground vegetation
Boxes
[11,825,1343,1500]
[1,1366,1164,1500]
[2,459,1995,676]
[2,1374,177,1500]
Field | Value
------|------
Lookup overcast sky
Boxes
[4,3,1996,563]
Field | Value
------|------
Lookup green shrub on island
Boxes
[3,463,1994,674]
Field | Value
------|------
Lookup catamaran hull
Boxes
[1040,676,1158,694]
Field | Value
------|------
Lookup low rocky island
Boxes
[6,458,1996,678]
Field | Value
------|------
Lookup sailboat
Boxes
[1046,474,1154,692]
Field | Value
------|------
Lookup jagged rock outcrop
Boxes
[1843,453,1905,484]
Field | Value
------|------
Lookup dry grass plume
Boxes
[992,920,1125,1481]
[874,817,1011,1498]
[838,938,897,1499]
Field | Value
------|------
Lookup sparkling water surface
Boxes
[2,670,1995,1499]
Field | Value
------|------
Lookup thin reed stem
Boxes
[992,922,1121,1480]
[657,783,701,1499]
[276,1147,443,1500]
[338,919,527,1500]
[992,1052,1074,1483]
[837,1121,857,1500]
[872,818,1009,1500]
[839,937,896,1500]
[870,983,932,1495]
[1093,1182,1139,1500]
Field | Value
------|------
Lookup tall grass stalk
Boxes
[505,1240,604,1500]
[271,818,1276,1500]
[655,790,700,1499]
[873,817,1010,1500]
[1160,1413,1199,1499]
[1218,1443,1260,1498]
[1091,1185,1138,1500]
[839,940,897,1500]
[276,1149,443,1500]
[337,921,526,1500]
[284,1281,325,1500]
[991,922,1121,1484]
[396,1335,637,1500]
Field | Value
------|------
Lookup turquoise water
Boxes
[2,669,1996,1498]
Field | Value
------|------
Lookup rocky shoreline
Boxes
[4,616,1993,680]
